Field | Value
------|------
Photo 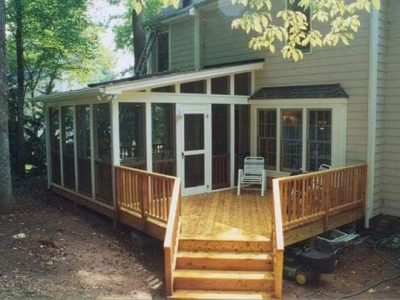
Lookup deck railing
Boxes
[163,178,182,296]
[272,179,285,299]
[271,163,367,297]
[276,164,367,230]
[115,166,176,225]
[115,165,182,297]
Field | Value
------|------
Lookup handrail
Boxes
[115,166,176,224]
[277,164,368,227]
[272,178,284,299]
[163,177,181,296]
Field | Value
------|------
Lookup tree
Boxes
[0,0,13,208]
[109,0,162,72]
[14,0,24,176]
[6,0,113,174]
[132,0,381,61]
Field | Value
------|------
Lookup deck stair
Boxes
[170,237,275,299]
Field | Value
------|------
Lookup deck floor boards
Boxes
[181,189,273,241]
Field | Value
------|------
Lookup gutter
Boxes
[33,87,104,103]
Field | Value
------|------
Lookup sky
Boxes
[89,0,135,76]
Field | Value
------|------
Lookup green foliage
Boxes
[5,0,113,173]
[134,0,380,62]
[110,0,164,52]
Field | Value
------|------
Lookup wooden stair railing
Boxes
[272,178,284,299]
[163,178,182,296]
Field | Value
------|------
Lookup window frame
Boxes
[153,29,170,73]
[251,98,346,176]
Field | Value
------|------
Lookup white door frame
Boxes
[177,104,211,196]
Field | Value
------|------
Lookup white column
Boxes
[302,108,307,171]
[111,99,119,210]
[146,102,153,172]
[230,104,235,188]
[89,104,96,200]
[59,107,64,187]
[276,108,281,172]
[73,106,79,193]
[44,105,52,188]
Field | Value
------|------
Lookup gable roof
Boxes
[250,84,349,100]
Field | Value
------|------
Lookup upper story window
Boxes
[156,31,169,72]
[182,0,192,8]
[287,0,311,53]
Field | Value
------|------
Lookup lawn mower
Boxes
[284,229,360,285]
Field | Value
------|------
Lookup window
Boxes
[181,80,206,94]
[61,106,75,190]
[281,109,303,172]
[119,103,147,170]
[152,103,176,175]
[93,103,112,205]
[76,105,92,197]
[211,76,230,95]
[235,105,250,184]
[151,85,175,93]
[287,0,311,53]
[255,106,339,173]
[157,31,169,72]
[258,110,277,170]
[234,72,251,95]
[308,110,332,171]
[49,107,61,185]
[212,104,230,189]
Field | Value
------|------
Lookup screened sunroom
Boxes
[39,61,263,214]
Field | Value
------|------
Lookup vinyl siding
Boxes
[372,1,388,217]
[254,9,371,167]
[383,0,400,217]
[170,18,195,71]
[200,0,264,67]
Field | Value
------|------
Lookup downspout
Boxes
[365,8,379,228]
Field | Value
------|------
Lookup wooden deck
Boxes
[181,189,273,241]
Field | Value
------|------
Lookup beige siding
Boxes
[383,0,400,216]
[200,0,264,66]
[255,11,371,167]
[170,18,195,71]
[372,1,388,216]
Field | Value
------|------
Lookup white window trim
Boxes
[250,98,347,178]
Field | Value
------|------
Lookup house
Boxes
[35,0,399,298]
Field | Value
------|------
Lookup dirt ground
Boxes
[1,177,399,299]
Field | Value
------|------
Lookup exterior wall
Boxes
[383,0,400,216]
[200,0,264,66]
[170,18,195,71]
[254,8,371,168]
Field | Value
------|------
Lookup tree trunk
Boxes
[0,0,13,209]
[15,0,25,177]
[132,10,146,74]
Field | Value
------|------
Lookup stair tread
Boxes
[171,290,271,299]
[177,251,272,260]
[174,269,274,280]
[179,237,271,242]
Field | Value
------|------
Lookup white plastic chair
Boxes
[318,164,332,171]
[237,156,267,196]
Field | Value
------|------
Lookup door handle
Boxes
[182,152,185,159]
